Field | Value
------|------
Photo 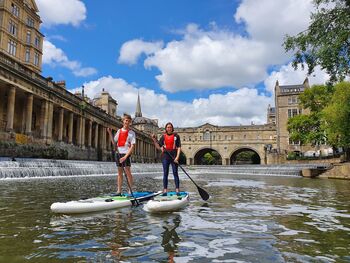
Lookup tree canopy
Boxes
[322,82,350,147]
[288,82,350,158]
[284,0,350,83]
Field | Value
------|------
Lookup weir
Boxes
[0,158,163,179]
[0,158,330,179]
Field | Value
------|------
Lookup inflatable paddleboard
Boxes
[143,192,189,213]
[51,191,162,214]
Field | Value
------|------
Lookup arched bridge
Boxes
[177,123,277,165]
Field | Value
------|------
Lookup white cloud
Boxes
[76,76,272,127]
[264,63,330,93]
[118,39,164,65]
[235,0,313,43]
[43,40,97,77]
[36,0,86,27]
[120,0,315,93]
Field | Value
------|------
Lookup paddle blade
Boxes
[197,186,210,201]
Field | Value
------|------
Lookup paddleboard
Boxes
[51,191,162,214]
[143,192,189,213]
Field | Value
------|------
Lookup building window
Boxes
[288,97,299,105]
[8,20,18,36]
[25,48,30,62]
[34,36,40,48]
[11,3,20,17]
[289,139,300,145]
[288,108,301,118]
[27,17,35,27]
[26,31,31,44]
[34,52,39,66]
[203,131,210,141]
[7,40,17,55]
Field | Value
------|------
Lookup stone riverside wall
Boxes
[319,163,350,180]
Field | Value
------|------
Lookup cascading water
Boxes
[0,158,163,179]
[0,157,330,179]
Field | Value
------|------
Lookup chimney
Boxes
[55,80,66,89]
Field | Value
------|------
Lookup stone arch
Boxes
[194,147,222,165]
[230,147,261,165]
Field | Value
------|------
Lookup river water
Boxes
[0,167,349,262]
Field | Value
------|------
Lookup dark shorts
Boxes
[115,153,132,167]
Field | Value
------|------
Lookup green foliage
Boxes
[288,113,324,146]
[322,82,350,147]
[288,82,350,156]
[287,83,334,146]
[298,84,334,112]
[202,151,221,165]
[203,153,214,165]
[235,151,260,164]
[284,0,350,83]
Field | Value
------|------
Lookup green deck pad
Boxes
[154,192,188,201]
[102,196,129,201]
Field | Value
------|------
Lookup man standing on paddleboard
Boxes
[107,113,136,195]
[152,122,182,196]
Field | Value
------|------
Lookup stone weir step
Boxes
[0,158,163,179]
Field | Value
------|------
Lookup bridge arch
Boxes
[194,147,222,165]
[230,147,261,165]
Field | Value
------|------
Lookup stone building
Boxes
[0,0,157,162]
[93,89,118,117]
[274,78,310,154]
[0,0,43,73]
[174,123,277,165]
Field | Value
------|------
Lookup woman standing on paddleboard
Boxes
[152,122,181,196]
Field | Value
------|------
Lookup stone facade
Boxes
[0,0,43,73]
[161,123,277,165]
[0,52,156,161]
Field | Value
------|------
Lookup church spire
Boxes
[135,92,142,117]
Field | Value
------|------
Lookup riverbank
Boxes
[318,162,350,179]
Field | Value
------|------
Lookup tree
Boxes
[284,0,350,83]
[322,82,350,154]
[287,84,331,147]
[288,113,324,146]
[203,152,215,165]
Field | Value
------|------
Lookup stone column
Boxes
[77,116,82,146]
[47,102,53,141]
[68,112,73,144]
[25,94,33,134]
[101,127,106,150]
[40,100,48,138]
[88,120,92,148]
[58,108,64,141]
[94,123,99,148]
[81,117,85,148]
[6,86,16,131]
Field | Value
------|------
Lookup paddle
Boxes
[162,150,210,201]
[152,133,210,201]
[108,128,140,206]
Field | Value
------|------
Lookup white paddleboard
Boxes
[51,191,162,214]
[143,192,189,213]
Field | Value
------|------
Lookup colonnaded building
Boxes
[0,0,327,164]
[0,0,157,162]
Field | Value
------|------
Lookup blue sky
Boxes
[37,0,329,127]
